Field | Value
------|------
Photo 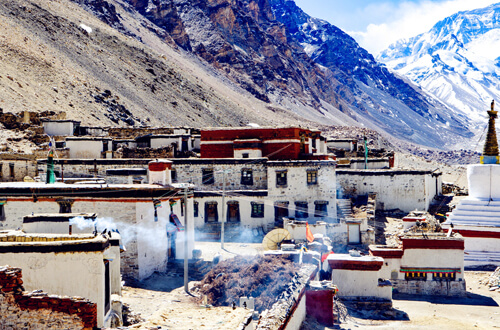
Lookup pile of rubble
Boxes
[194,255,300,312]
[480,267,500,291]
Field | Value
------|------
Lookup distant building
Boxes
[42,119,81,136]
[200,127,328,160]
[336,169,442,212]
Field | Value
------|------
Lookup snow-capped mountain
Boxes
[378,3,500,135]
[268,0,472,148]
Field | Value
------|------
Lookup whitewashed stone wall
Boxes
[268,161,337,222]
[336,170,442,212]
[172,159,268,190]
[0,197,189,281]
[1,250,107,327]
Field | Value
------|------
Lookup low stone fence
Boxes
[255,264,317,330]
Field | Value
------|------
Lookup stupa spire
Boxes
[481,100,500,164]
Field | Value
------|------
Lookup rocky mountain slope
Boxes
[0,0,475,149]
[0,0,316,129]
[378,3,500,136]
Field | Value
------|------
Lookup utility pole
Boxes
[221,169,226,249]
[184,186,189,293]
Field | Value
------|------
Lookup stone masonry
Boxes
[0,266,97,329]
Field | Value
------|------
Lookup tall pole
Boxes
[184,186,189,293]
[364,136,368,170]
[221,169,226,249]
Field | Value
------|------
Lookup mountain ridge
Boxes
[378,2,500,136]
[0,0,475,149]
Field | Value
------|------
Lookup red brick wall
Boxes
[0,266,97,329]
[306,289,335,326]
[200,127,316,159]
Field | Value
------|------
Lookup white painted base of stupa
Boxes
[443,164,500,266]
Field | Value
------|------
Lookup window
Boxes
[404,272,427,281]
[276,170,287,186]
[307,170,318,185]
[194,201,199,218]
[171,169,177,183]
[58,200,72,213]
[295,201,308,219]
[104,261,110,314]
[241,169,253,185]
[227,201,240,223]
[242,153,249,158]
[251,202,264,218]
[0,204,5,221]
[274,201,289,225]
[432,272,456,281]
[314,201,328,217]
[9,163,14,179]
[202,169,214,185]
[0,163,3,179]
[205,202,218,223]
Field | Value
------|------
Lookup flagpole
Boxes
[184,186,189,293]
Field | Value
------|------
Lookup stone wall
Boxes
[0,266,97,329]
[0,160,37,182]
[172,159,268,190]
[392,279,466,297]
[255,264,316,330]
[336,170,441,212]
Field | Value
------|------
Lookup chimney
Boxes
[148,160,172,185]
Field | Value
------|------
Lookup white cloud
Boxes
[350,0,499,55]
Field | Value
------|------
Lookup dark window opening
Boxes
[205,202,218,223]
[58,202,72,214]
[0,163,3,179]
[9,163,14,179]
[404,272,427,281]
[193,202,199,218]
[0,204,5,221]
[295,201,308,219]
[251,202,264,218]
[227,201,240,223]
[274,202,289,225]
[307,170,318,185]
[276,171,287,186]
[432,272,456,281]
[182,139,189,151]
[242,153,249,158]
[104,261,110,314]
[171,169,178,183]
[202,169,214,185]
[241,169,253,185]
[314,201,328,217]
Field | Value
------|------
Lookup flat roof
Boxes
[0,230,110,253]
[0,182,187,199]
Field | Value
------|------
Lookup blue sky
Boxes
[294,0,499,54]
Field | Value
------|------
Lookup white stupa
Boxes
[445,100,500,266]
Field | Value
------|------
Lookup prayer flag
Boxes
[306,223,314,243]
